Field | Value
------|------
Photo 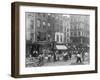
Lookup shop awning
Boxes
[56,45,67,50]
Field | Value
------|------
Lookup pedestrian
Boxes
[69,52,72,60]
[84,52,89,62]
[76,53,82,63]
[48,54,51,62]
[38,53,44,66]
[63,52,68,61]
[54,51,58,62]
[53,52,57,62]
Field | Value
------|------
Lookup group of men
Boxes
[28,46,89,66]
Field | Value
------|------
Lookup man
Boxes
[76,53,82,63]
[63,52,68,61]
[32,51,38,57]
[38,53,44,66]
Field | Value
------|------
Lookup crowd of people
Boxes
[26,46,89,67]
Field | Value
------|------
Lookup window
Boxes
[37,13,41,17]
[42,21,46,30]
[74,32,76,36]
[48,23,50,27]
[57,35,59,42]
[30,20,34,29]
[37,32,40,41]
[26,32,31,40]
[42,33,46,41]
[60,35,63,42]
[47,34,50,41]
[67,28,69,32]
[43,14,46,17]
[56,16,58,19]
[78,31,80,36]
[30,24,33,29]
[71,25,73,29]
[37,20,40,27]
[67,33,69,37]
[43,25,46,30]
[67,39,69,42]
[76,25,78,29]
[71,32,73,36]
[37,32,46,41]
[52,14,54,18]
[43,21,46,26]
[30,33,34,42]
[81,32,83,36]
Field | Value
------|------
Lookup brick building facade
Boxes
[70,15,90,46]
[26,13,70,44]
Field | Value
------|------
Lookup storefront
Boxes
[54,44,68,61]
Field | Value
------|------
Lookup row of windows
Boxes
[71,31,89,37]
[30,19,53,30]
[37,13,62,20]
[71,16,89,23]
[64,27,70,32]
[70,23,89,29]
[56,34,70,43]
[37,20,51,28]
[56,35,63,42]
[29,32,50,41]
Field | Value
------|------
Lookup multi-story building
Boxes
[26,12,35,42]
[62,15,70,44]
[54,14,70,44]
[70,15,90,47]
[54,14,64,44]
[26,13,55,43]
[26,13,57,55]
[26,13,71,43]
[26,13,36,57]
[26,13,71,56]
